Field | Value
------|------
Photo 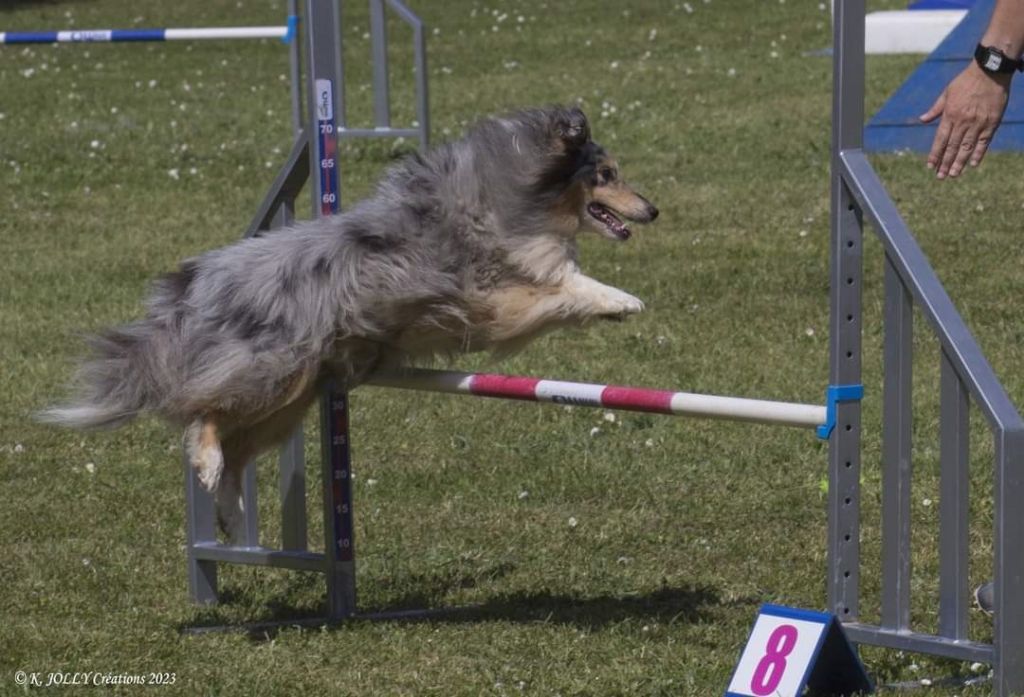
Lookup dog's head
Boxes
[546,107,659,241]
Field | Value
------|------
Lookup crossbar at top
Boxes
[365,369,827,430]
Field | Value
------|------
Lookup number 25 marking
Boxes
[750,624,798,695]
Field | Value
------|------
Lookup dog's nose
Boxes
[647,204,659,222]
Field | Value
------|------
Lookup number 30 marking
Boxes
[750,624,798,695]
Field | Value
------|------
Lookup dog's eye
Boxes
[599,167,615,183]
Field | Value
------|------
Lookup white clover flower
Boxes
[84,462,95,474]
[568,516,578,528]
[167,168,180,180]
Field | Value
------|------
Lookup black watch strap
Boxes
[975,43,1024,74]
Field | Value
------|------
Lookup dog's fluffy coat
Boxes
[42,106,658,539]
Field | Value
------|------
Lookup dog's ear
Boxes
[553,107,590,152]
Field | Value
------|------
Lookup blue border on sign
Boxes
[758,603,831,625]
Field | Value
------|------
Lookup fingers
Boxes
[948,131,978,178]
[932,121,1001,178]
[937,123,969,179]
[948,124,998,177]
[927,115,952,173]
[970,129,995,168]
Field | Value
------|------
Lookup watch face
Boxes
[985,51,1003,71]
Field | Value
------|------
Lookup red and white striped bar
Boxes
[365,369,827,430]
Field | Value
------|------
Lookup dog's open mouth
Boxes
[587,202,631,241]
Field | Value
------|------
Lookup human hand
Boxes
[919,63,1012,179]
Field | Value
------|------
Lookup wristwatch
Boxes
[974,44,1024,74]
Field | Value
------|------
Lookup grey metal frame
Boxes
[830,2,1024,694]
[343,0,429,148]
[183,2,1024,694]
[183,0,428,622]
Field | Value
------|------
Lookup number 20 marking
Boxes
[750,624,798,695]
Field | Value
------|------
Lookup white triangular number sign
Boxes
[725,605,873,697]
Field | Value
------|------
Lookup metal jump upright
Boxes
[830,2,1024,694]
[181,2,1023,694]
[183,0,429,621]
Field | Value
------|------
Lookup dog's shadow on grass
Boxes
[181,564,733,641]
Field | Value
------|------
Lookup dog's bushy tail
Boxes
[38,323,163,430]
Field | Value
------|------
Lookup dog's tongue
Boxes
[588,203,631,240]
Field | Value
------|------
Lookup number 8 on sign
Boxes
[725,606,830,697]
[750,624,798,695]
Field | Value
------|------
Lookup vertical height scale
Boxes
[305,0,355,619]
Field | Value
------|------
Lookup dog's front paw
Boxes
[596,288,645,320]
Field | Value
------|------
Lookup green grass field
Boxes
[3,0,1024,694]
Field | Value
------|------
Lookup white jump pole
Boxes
[366,369,828,430]
[0,23,295,45]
